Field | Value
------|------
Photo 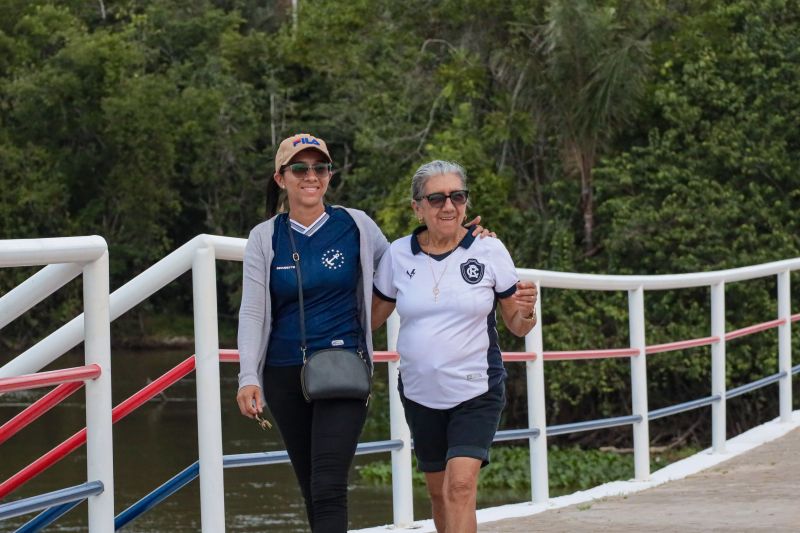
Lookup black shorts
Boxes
[399,381,506,473]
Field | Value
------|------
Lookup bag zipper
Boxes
[300,362,311,402]
[300,347,311,402]
[358,351,372,406]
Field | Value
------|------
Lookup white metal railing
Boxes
[2,235,796,531]
[513,260,799,504]
[0,235,241,532]
[0,237,113,532]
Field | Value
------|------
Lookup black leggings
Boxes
[263,364,368,533]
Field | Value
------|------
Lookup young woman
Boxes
[372,160,537,533]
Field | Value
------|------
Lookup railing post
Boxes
[192,247,225,532]
[386,311,414,528]
[777,271,791,422]
[83,250,115,532]
[711,282,726,452]
[628,286,650,480]
[387,311,414,528]
[526,282,548,502]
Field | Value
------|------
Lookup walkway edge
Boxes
[351,409,800,532]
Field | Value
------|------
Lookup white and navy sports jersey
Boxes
[373,227,519,409]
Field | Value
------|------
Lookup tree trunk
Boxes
[577,143,596,254]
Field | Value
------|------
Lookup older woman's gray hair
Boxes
[411,160,468,201]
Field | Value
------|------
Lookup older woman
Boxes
[235,135,517,532]
[372,160,537,533]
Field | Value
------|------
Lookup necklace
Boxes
[425,252,449,303]
[423,235,457,303]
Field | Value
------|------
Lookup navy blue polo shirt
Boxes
[266,206,363,366]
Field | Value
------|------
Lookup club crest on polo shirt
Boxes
[460,258,485,284]
[321,248,345,270]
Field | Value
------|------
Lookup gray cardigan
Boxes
[237,207,390,394]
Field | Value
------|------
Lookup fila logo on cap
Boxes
[293,137,321,147]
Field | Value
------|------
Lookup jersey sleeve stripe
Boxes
[495,282,518,299]
[373,285,397,303]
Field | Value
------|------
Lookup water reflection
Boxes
[1,348,526,531]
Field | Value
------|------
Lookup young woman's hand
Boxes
[236,385,263,419]
[465,215,497,238]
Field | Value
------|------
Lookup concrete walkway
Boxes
[480,426,800,532]
[353,412,800,533]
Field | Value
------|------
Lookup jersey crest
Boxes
[460,258,485,284]
[321,248,345,270]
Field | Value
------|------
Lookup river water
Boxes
[1,349,528,531]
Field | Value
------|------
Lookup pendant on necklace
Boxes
[433,287,440,303]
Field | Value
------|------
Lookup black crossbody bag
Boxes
[286,223,372,403]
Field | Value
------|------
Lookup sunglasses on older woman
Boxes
[417,189,469,208]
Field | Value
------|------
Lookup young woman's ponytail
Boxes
[265,176,283,219]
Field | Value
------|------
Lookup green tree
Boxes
[596,0,800,432]
[518,0,653,254]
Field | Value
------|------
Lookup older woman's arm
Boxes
[498,281,537,337]
[372,295,396,331]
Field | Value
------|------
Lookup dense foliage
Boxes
[356,444,698,494]
[1,0,798,443]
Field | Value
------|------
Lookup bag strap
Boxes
[285,222,308,360]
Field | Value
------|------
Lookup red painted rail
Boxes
[373,351,400,363]
[219,349,239,363]
[0,364,101,394]
[726,318,786,341]
[376,351,542,362]
[646,336,720,355]
[0,381,85,446]
[0,427,89,499]
[374,314,798,363]
[502,352,537,362]
[374,349,638,362]
[111,356,196,423]
[4,313,795,498]
[544,348,639,361]
[0,356,196,499]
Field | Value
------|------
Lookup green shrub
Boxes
[356,444,699,495]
